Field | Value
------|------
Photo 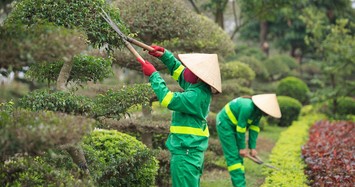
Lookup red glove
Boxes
[137,58,157,76]
[148,45,165,58]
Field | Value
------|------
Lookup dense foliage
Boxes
[0,24,86,70]
[0,106,94,162]
[302,120,354,186]
[82,129,158,186]
[6,0,129,50]
[238,56,269,81]
[0,155,93,186]
[272,96,302,127]
[111,0,235,70]
[19,89,94,116]
[19,84,155,120]
[264,55,291,81]
[220,61,255,85]
[26,55,113,86]
[276,76,310,104]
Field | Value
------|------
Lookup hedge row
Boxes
[261,107,326,187]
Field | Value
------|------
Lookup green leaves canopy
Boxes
[5,0,129,50]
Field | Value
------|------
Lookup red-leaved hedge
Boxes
[302,120,355,186]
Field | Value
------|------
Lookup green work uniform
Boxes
[216,97,262,187]
[148,50,212,187]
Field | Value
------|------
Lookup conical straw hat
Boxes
[251,94,281,118]
[178,53,222,93]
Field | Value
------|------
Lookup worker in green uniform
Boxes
[216,94,281,187]
[137,45,222,187]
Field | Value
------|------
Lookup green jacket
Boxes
[148,50,212,154]
[218,97,262,149]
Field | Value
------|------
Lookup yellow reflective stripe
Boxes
[225,103,237,125]
[161,91,173,107]
[236,126,246,133]
[225,103,246,133]
[228,163,245,172]
[170,126,209,137]
[172,65,185,81]
[249,125,260,133]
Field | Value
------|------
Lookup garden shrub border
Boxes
[261,107,326,187]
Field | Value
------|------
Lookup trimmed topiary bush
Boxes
[238,56,269,81]
[234,45,267,61]
[320,97,355,119]
[264,55,290,81]
[270,96,302,127]
[276,76,310,104]
[82,129,158,187]
[19,89,94,116]
[26,55,113,86]
[0,155,94,187]
[220,61,255,85]
[6,0,129,50]
[0,108,94,162]
[335,97,355,115]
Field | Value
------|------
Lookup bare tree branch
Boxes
[188,0,201,14]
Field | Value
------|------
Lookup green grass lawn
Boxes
[201,125,286,187]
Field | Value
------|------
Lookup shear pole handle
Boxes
[127,38,164,56]
[124,41,145,63]
[127,38,154,51]
[245,155,263,164]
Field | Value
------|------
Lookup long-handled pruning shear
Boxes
[246,155,279,170]
[100,8,160,63]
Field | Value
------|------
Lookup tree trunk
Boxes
[67,146,90,176]
[141,132,153,148]
[141,99,154,148]
[188,0,201,14]
[56,59,73,91]
[55,59,89,175]
[215,8,224,29]
[260,21,269,55]
[330,74,338,114]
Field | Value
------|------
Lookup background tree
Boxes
[112,0,235,71]
[301,7,355,116]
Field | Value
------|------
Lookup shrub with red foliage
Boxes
[302,120,355,187]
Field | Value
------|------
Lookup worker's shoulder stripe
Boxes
[225,103,246,133]
[161,91,174,107]
[225,103,238,125]
[172,65,184,81]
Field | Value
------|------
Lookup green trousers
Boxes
[216,113,246,187]
[170,151,204,187]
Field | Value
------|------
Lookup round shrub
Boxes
[6,0,129,49]
[220,61,255,84]
[238,56,269,80]
[276,76,310,104]
[269,96,302,127]
[115,0,235,58]
[277,55,299,70]
[335,97,355,116]
[26,55,113,85]
[321,97,355,119]
[264,55,290,81]
[82,129,158,187]
[0,155,93,187]
[235,45,267,61]
[0,109,94,161]
[19,89,94,116]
